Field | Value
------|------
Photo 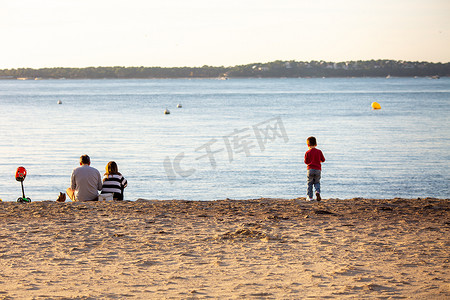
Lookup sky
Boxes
[0,0,449,69]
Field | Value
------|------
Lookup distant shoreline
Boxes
[1,59,449,80]
[0,75,447,81]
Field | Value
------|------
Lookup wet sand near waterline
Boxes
[0,198,448,299]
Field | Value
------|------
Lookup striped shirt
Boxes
[101,174,128,200]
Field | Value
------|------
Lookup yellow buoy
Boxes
[371,102,381,110]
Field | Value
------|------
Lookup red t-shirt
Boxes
[304,147,325,170]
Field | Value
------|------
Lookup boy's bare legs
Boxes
[66,188,75,201]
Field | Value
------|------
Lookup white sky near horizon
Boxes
[0,0,449,69]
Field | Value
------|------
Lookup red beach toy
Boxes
[16,166,31,203]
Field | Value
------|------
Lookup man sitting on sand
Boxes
[66,155,102,201]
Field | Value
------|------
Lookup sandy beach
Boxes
[0,198,448,299]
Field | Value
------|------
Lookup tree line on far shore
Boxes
[0,60,448,79]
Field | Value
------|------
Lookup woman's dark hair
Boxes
[105,161,121,176]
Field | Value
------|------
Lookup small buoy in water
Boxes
[177,103,182,108]
[371,102,381,110]
[164,108,170,115]
[57,100,62,104]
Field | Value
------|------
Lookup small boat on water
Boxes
[57,100,62,104]
[177,104,182,108]
[164,108,170,115]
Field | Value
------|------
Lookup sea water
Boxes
[0,77,449,201]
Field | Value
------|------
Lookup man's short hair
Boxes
[80,155,90,165]
[306,136,317,146]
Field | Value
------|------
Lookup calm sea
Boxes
[0,77,449,201]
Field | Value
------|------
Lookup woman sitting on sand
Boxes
[101,161,128,200]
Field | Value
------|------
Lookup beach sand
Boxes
[0,198,448,299]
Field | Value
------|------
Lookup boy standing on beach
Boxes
[304,137,325,201]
